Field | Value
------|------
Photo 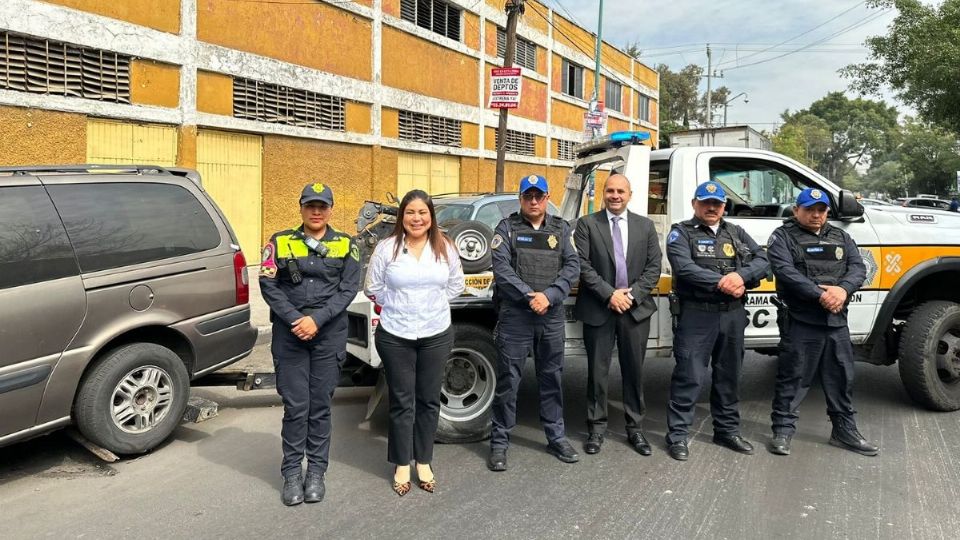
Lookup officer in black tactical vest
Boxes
[665,181,769,461]
[486,174,580,472]
[766,188,877,457]
[259,183,361,505]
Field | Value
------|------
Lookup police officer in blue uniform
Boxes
[487,174,580,471]
[259,183,361,505]
[665,181,769,461]
[766,188,877,456]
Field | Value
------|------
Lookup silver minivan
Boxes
[0,165,257,454]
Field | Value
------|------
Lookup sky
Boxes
[546,0,902,133]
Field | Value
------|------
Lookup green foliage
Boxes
[772,114,832,169]
[656,64,704,128]
[896,119,960,196]
[843,0,960,133]
[862,160,911,198]
[780,92,899,182]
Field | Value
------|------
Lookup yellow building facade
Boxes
[0,0,659,257]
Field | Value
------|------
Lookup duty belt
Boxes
[681,300,744,312]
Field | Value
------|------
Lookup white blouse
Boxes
[364,235,465,339]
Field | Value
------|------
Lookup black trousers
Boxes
[666,305,747,444]
[272,315,345,478]
[375,326,453,465]
[583,314,651,436]
[490,305,566,449]
[771,319,857,436]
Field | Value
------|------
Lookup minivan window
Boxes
[0,186,79,289]
[48,183,221,272]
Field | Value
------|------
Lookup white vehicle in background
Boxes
[347,132,960,442]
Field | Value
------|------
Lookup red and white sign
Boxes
[489,67,523,109]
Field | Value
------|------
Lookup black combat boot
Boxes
[829,426,879,456]
[303,472,325,503]
[281,474,305,506]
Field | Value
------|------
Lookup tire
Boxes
[445,220,494,274]
[898,300,960,411]
[436,323,497,443]
[74,343,191,454]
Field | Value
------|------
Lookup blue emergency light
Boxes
[609,131,651,144]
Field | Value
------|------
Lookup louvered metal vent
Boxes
[556,139,578,161]
[398,110,462,147]
[400,0,461,41]
[233,77,345,131]
[496,28,537,71]
[496,129,536,156]
[0,31,130,103]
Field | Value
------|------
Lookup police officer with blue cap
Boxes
[766,187,877,457]
[665,180,769,461]
[487,174,580,471]
[259,182,361,505]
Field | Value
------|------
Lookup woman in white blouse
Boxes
[364,189,465,496]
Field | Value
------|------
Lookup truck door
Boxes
[696,152,880,343]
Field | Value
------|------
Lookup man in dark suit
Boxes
[574,173,663,455]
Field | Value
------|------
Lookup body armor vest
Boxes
[509,213,564,292]
[677,220,752,303]
[782,221,847,286]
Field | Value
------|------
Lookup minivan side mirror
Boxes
[838,190,864,218]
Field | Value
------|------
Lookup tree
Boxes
[656,64,703,129]
[843,0,960,133]
[897,119,960,196]
[863,160,911,198]
[772,113,832,169]
[782,92,899,183]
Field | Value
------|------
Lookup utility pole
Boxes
[586,0,604,213]
[705,44,712,128]
[495,0,525,193]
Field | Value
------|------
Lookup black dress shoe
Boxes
[546,438,580,463]
[713,434,755,455]
[668,440,689,461]
[829,427,879,456]
[628,432,652,456]
[303,472,325,503]
[768,435,792,456]
[584,433,604,454]
[487,448,507,472]
[281,474,304,506]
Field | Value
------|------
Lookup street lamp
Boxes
[722,92,748,127]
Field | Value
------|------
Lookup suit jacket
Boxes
[573,209,662,325]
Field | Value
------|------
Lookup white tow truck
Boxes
[347,131,960,442]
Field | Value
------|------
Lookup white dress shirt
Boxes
[364,236,465,339]
[606,209,629,253]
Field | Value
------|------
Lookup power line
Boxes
[722,8,891,73]
[716,0,867,68]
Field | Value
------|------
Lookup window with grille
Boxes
[400,0,461,41]
[233,77,345,131]
[556,139,578,161]
[0,31,131,103]
[495,129,535,156]
[398,110,462,147]
[496,27,537,71]
[561,59,583,99]
[639,95,651,122]
[605,79,622,112]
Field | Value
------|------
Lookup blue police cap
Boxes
[695,181,727,201]
[519,174,548,194]
[300,182,334,206]
[796,188,830,207]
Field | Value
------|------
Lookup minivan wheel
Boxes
[74,343,190,454]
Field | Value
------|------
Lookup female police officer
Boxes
[259,183,361,505]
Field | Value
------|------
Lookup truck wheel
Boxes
[445,220,494,274]
[74,343,190,454]
[436,323,497,443]
[898,300,960,411]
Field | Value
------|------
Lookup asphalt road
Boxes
[2,344,959,540]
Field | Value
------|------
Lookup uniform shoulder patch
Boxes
[667,229,681,244]
[350,243,360,261]
[259,243,278,278]
[766,233,778,247]
[491,234,504,249]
